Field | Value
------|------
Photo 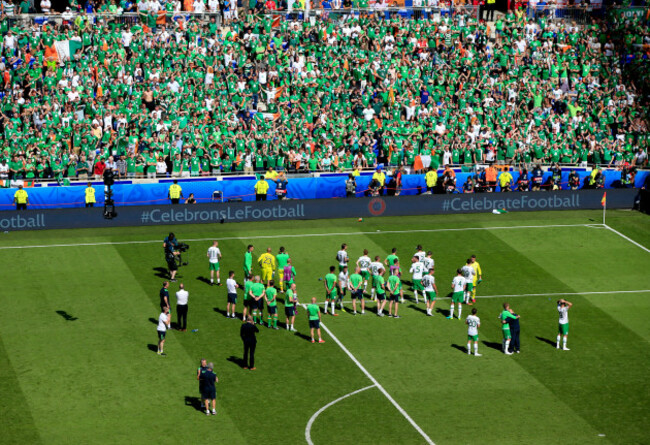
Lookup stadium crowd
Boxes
[0,3,649,185]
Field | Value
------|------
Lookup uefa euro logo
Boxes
[368,197,386,216]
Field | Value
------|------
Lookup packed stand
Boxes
[0,4,648,185]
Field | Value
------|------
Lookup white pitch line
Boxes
[0,223,588,250]
[305,385,376,445]
[603,224,650,254]
[475,289,650,299]
[302,305,435,445]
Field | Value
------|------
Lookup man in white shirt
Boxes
[337,265,349,312]
[369,256,384,300]
[0,159,9,180]
[556,299,572,350]
[122,30,133,48]
[336,243,349,272]
[3,31,16,50]
[466,308,481,356]
[157,306,171,355]
[193,0,206,12]
[40,0,51,13]
[226,271,240,319]
[460,259,475,304]
[176,283,189,331]
[356,249,372,291]
[449,269,466,320]
[207,240,222,285]
[409,256,426,303]
[362,105,375,122]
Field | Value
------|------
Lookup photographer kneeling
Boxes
[163,233,189,282]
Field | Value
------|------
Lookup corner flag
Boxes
[601,192,607,207]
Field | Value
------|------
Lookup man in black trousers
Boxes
[507,306,521,353]
[175,283,189,331]
[240,316,259,370]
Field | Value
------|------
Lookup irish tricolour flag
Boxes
[52,39,83,62]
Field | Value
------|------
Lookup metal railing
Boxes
[526,4,605,24]
[262,4,479,24]
[1,10,224,28]
[2,162,645,187]
[1,4,483,29]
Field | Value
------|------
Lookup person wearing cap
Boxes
[14,184,28,210]
[254,175,269,201]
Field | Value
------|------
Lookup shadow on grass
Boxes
[482,341,503,352]
[294,331,312,342]
[435,307,451,318]
[451,344,467,354]
[409,304,427,315]
[148,317,158,325]
[184,396,204,412]
[55,310,78,321]
[227,355,245,369]
[536,336,556,348]
[196,276,211,285]
[153,267,168,278]
[147,344,158,353]
[213,307,230,318]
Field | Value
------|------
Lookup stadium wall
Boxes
[0,189,637,232]
[0,170,647,210]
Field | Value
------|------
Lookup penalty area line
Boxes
[302,305,435,445]
[0,223,589,250]
[305,385,376,445]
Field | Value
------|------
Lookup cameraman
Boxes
[164,232,180,282]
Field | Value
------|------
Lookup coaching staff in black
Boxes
[164,233,179,282]
[160,281,170,312]
[240,316,259,370]
[201,362,218,416]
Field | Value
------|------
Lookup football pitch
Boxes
[1,209,649,445]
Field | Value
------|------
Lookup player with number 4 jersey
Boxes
[449,270,466,320]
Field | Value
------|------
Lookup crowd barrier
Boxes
[0,170,646,210]
[0,188,637,231]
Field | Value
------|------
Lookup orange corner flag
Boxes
[601,192,607,207]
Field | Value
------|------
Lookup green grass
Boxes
[0,209,649,445]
